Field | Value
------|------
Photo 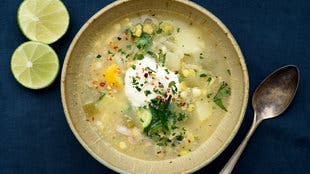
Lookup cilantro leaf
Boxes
[213,82,231,111]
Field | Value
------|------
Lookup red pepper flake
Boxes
[125,37,128,40]
[151,82,155,86]
[137,76,141,80]
[144,73,148,78]
[172,97,176,102]
[158,82,162,85]
[181,102,186,106]
[108,57,113,61]
[156,96,161,99]
[175,71,179,74]
[148,71,152,75]
[86,119,90,122]
[125,31,128,35]
[130,37,135,42]
[188,139,191,143]
[117,37,122,41]
[113,46,119,50]
[165,76,169,80]
[99,82,106,87]
[92,81,98,85]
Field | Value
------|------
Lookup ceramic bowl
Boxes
[61,0,249,173]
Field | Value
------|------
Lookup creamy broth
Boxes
[79,12,232,160]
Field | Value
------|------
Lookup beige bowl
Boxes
[61,0,249,173]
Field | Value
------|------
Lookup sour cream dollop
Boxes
[125,56,180,107]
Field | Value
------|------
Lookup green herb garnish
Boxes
[207,77,212,83]
[144,90,152,96]
[144,96,188,146]
[213,82,231,111]
[227,69,231,76]
[199,73,207,77]
[134,54,144,60]
[134,33,153,50]
[96,54,102,58]
[147,51,157,58]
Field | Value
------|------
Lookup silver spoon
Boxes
[220,65,299,174]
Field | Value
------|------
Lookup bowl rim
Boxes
[61,0,249,173]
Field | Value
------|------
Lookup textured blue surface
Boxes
[0,0,309,174]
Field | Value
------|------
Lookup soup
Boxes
[80,13,232,160]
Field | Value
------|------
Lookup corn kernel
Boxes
[187,104,195,112]
[180,150,188,156]
[182,69,195,77]
[143,23,154,35]
[133,24,142,37]
[119,141,127,149]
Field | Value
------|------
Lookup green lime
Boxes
[11,41,59,89]
[17,0,70,44]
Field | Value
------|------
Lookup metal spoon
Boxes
[220,65,299,174]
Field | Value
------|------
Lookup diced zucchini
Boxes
[83,102,98,117]
[137,108,152,128]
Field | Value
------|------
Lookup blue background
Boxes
[0,0,309,173]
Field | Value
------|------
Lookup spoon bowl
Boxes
[220,65,299,174]
[253,65,299,120]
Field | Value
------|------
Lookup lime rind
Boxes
[17,0,70,44]
[11,41,60,89]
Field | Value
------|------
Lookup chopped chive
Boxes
[199,73,207,77]
[227,69,231,76]
[96,54,102,58]
[207,77,212,83]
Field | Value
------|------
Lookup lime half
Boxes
[18,0,70,44]
[11,41,59,89]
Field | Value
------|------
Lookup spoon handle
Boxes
[219,116,261,174]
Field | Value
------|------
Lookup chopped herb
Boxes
[184,53,190,56]
[144,96,188,146]
[227,69,231,76]
[126,53,132,59]
[134,33,153,50]
[156,28,163,34]
[96,54,102,58]
[178,74,185,82]
[144,90,152,96]
[135,86,142,92]
[134,54,144,60]
[207,93,213,98]
[118,48,126,55]
[145,66,156,72]
[108,50,114,55]
[168,81,176,88]
[213,82,231,111]
[199,53,204,59]
[176,135,184,141]
[207,77,212,83]
[147,51,157,58]
[131,65,136,70]
[164,68,170,74]
[199,73,207,77]
[126,45,132,49]
[162,53,166,66]
[177,28,180,33]
[98,91,107,100]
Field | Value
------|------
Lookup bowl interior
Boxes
[61,0,248,173]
